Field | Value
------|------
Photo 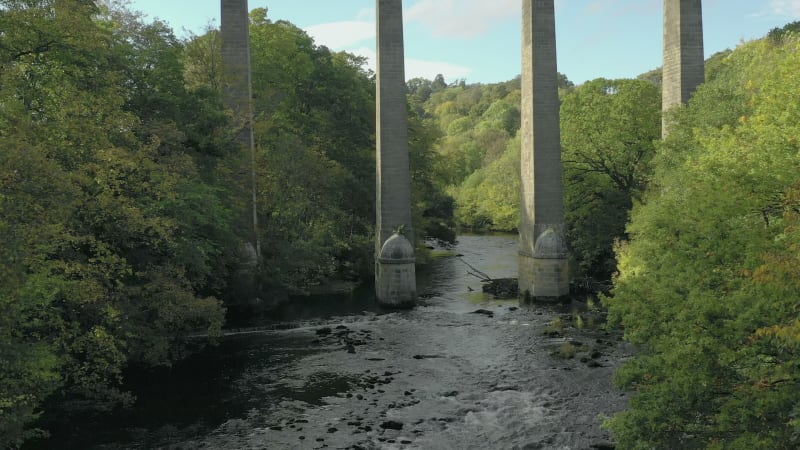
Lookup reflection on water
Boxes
[267,283,384,322]
[418,234,519,310]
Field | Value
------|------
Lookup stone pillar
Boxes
[221,0,253,146]
[375,0,416,307]
[662,0,704,137]
[221,0,260,256]
[519,0,569,302]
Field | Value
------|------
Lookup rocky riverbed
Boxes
[34,235,634,450]
[175,305,632,450]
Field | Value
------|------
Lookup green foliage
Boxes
[246,10,376,289]
[418,78,522,228]
[454,135,521,230]
[408,111,457,245]
[558,342,578,359]
[425,74,657,281]
[604,34,800,449]
[0,0,231,444]
[245,10,455,287]
[636,67,662,86]
[422,78,522,189]
[0,145,68,448]
[561,78,661,280]
[767,20,800,43]
[0,2,454,445]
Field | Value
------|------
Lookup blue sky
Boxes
[124,0,800,85]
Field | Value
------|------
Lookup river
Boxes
[33,234,633,450]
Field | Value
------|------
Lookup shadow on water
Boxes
[29,283,426,449]
[267,283,385,323]
[29,328,357,449]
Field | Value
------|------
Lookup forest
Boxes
[1,0,799,448]
[0,1,453,446]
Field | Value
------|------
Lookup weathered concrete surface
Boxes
[220,0,261,253]
[221,0,254,145]
[375,0,416,307]
[519,0,569,300]
[376,233,417,307]
[662,0,705,136]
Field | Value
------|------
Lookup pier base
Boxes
[519,254,570,302]
[376,233,416,308]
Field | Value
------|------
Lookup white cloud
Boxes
[305,21,375,49]
[405,0,520,38]
[356,7,376,21]
[303,3,475,82]
[345,47,472,82]
[406,57,472,81]
[771,0,800,17]
[583,0,659,17]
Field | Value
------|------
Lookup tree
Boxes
[1,1,230,444]
[560,78,661,280]
[0,3,457,443]
[603,33,800,449]
[453,134,521,231]
[408,110,456,246]
[245,9,376,289]
[243,8,455,287]
[0,141,72,447]
[418,73,572,232]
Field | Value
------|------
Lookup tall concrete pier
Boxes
[221,0,260,256]
[519,0,569,301]
[662,0,704,136]
[375,0,416,307]
[221,0,254,145]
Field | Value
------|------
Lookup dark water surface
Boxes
[33,235,632,449]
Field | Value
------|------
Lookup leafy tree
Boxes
[244,8,455,288]
[245,9,376,289]
[0,3,456,445]
[419,73,571,231]
[636,67,662,86]
[183,27,223,92]
[0,141,71,447]
[1,1,230,444]
[408,111,457,247]
[767,20,800,43]
[432,73,447,91]
[560,78,660,280]
[604,33,800,449]
[454,135,521,231]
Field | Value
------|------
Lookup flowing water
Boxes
[34,235,633,450]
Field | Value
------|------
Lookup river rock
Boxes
[380,420,404,430]
[482,277,519,298]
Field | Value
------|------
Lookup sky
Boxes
[124,0,800,85]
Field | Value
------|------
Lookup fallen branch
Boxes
[458,257,492,282]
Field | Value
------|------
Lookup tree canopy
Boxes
[1,1,230,445]
[418,74,658,283]
[0,2,454,445]
[604,30,800,449]
[561,78,660,280]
